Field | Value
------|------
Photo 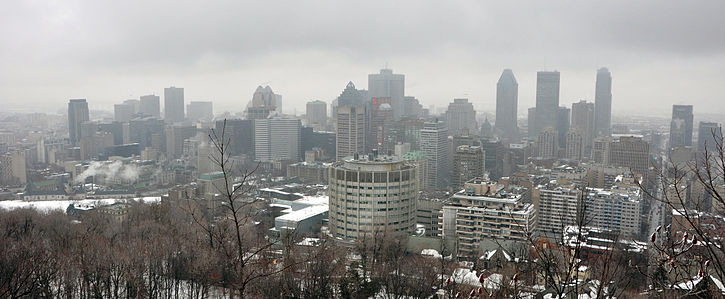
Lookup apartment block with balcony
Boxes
[439,178,536,259]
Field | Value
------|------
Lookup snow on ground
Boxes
[0,197,162,212]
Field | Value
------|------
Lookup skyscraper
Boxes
[565,129,584,161]
[254,116,301,162]
[335,106,366,160]
[669,105,694,149]
[166,124,197,159]
[534,71,560,136]
[114,103,134,122]
[527,107,537,138]
[610,136,650,177]
[216,119,254,157]
[698,122,722,154]
[451,145,484,190]
[594,68,612,137]
[164,87,185,122]
[592,136,612,165]
[186,101,213,121]
[336,81,368,108]
[571,100,596,156]
[306,100,327,130]
[251,85,277,109]
[495,69,519,140]
[481,139,504,180]
[535,127,558,158]
[368,69,405,120]
[139,95,161,118]
[247,86,280,120]
[368,97,394,152]
[402,96,423,118]
[557,106,570,148]
[68,99,89,146]
[123,99,140,114]
[445,98,478,136]
[420,120,450,190]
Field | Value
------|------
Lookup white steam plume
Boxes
[74,161,140,183]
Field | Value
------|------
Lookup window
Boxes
[374,172,386,182]
[390,171,400,182]
[361,172,373,183]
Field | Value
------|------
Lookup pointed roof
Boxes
[498,69,517,85]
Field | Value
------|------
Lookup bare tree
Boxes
[185,119,299,297]
[638,127,725,297]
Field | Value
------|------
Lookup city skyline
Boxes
[4,2,725,298]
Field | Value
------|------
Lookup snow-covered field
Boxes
[0,197,162,212]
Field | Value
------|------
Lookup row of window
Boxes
[333,169,415,182]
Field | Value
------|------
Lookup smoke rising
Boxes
[74,161,140,183]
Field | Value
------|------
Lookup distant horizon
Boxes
[1,93,720,122]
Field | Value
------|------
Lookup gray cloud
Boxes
[1,1,724,116]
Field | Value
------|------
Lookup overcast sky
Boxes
[2,1,724,117]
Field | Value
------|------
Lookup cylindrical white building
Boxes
[328,154,418,239]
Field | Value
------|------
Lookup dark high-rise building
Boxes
[495,69,519,140]
[139,95,161,118]
[368,69,405,120]
[301,128,336,160]
[403,96,423,118]
[127,118,165,150]
[557,106,570,148]
[164,87,185,122]
[68,99,89,146]
[452,145,484,190]
[481,138,504,180]
[534,71,560,136]
[594,68,612,137]
[669,105,694,149]
[527,107,536,139]
[215,119,254,157]
[98,122,124,145]
[186,101,213,121]
[698,122,722,154]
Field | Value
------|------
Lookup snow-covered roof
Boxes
[451,268,482,287]
[276,205,328,222]
[0,197,161,212]
[421,249,442,259]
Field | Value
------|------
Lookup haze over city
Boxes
[3,2,725,298]
[2,1,725,116]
